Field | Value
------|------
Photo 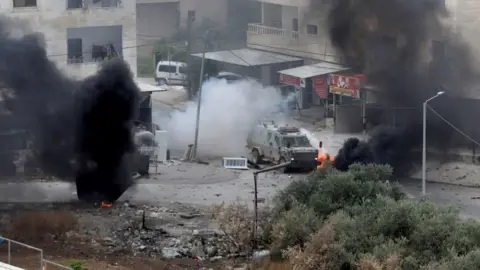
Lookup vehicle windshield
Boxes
[282,136,311,147]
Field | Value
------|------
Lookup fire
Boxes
[101,201,113,208]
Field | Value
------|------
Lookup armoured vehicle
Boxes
[246,121,318,171]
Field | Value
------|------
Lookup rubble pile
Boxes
[0,202,250,262]
[101,203,246,261]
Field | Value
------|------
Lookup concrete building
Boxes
[136,0,230,58]
[247,0,339,64]
[0,0,137,78]
[136,0,259,59]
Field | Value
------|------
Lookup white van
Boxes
[155,61,188,85]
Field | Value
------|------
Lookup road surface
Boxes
[0,168,480,220]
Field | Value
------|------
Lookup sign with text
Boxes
[312,75,328,99]
[279,74,300,86]
[328,74,365,98]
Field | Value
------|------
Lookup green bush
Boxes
[270,202,320,250]
[426,249,480,270]
[267,163,480,269]
[69,260,84,270]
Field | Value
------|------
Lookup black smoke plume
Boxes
[310,0,480,172]
[0,17,139,202]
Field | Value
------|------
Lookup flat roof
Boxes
[135,80,167,93]
[192,48,301,66]
[278,62,350,79]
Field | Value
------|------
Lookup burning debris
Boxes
[315,0,480,172]
[0,16,139,202]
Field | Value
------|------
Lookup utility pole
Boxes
[186,11,195,100]
[191,29,211,160]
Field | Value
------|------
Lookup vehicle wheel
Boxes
[277,157,289,173]
[157,78,167,86]
[251,149,261,164]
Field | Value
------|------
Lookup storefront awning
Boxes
[278,62,350,79]
[191,48,302,66]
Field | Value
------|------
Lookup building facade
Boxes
[136,0,230,58]
[0,0,137,78]
[247,0,340,64]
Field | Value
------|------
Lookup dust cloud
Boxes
[166,78,288,157]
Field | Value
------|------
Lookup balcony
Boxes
[67,0,122,9]
[66,25,123,64]
[247,23,343,63]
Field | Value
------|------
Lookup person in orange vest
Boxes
[317,141,335,169]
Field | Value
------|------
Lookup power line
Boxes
[248,42,338,58]
[227,50,254,66]
[427,104,480,146]
[46,41,161,58]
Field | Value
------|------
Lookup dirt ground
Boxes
[0,202,252,270]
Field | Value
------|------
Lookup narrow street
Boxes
[400,178,480,220]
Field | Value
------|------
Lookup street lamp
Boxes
[422,91,445,196]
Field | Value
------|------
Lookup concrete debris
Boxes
[63,202,250,260]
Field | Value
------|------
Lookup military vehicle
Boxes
[246,121,318,172]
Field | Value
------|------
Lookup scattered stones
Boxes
[82,202,248,261]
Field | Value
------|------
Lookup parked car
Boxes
[214,71,256,83]
[155,61,188,86]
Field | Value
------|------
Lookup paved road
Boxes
[400,178,480,220]
[1,173,480,220]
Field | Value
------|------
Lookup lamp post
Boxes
[422,91,445,196]
[192,29,213,160]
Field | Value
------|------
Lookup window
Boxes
[67,38,83,64]
[157,65,176,73]
[306,24,318,35]
[282,136,311,147]
[67,0,83,9]
[13,0,36,8]
[179,66,187,74]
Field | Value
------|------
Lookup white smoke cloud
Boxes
[165,78,290,157]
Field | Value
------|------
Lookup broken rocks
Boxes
[97,203,247,260]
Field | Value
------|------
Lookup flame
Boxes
[101,201,113,208]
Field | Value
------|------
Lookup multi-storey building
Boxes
[0,0,137,78]
[247,0,338,64]
[136,0,257,58]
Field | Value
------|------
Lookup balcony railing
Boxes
[247,23,344,63]
[67,54,123,64]
[67,0,122,9]
[248,23,299,39]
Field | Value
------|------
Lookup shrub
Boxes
[425,249,480,270]
[270,202,320,250]
[262,163,480,269]
[308,171,395,218]
[69,260,84,270]
[333,195,480,269]
[283,212,351,270]
[210,201,254,252]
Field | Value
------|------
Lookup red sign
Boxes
[279,74,301,86]
[312,75,328,99]
[328,74,365,98]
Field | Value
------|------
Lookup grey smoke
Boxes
[166,78,289,157]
